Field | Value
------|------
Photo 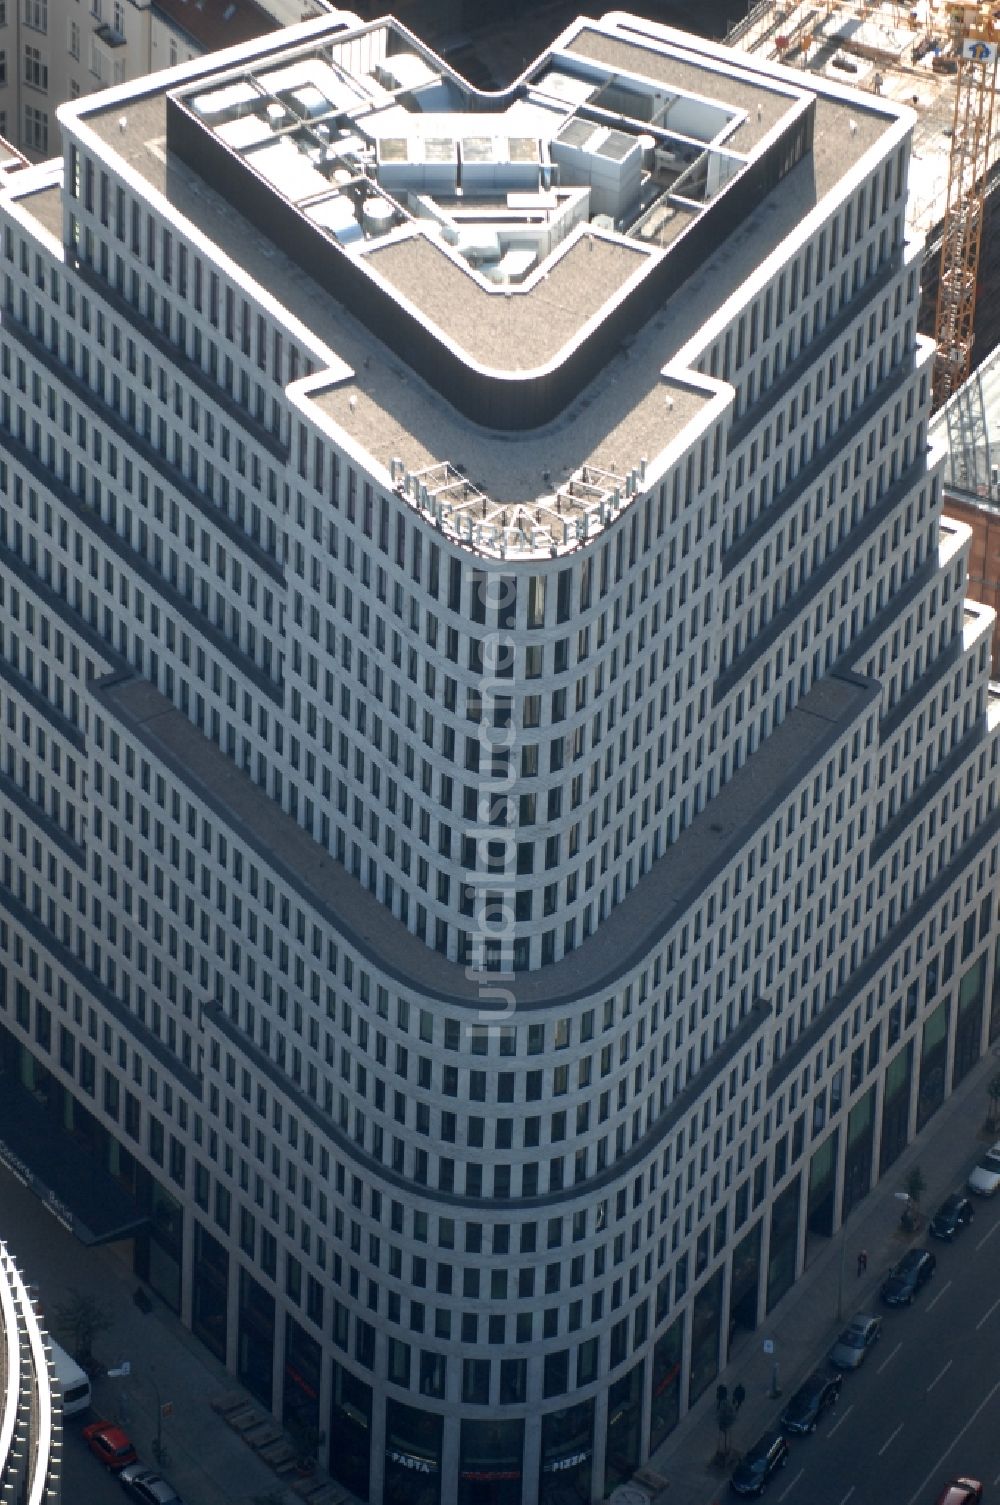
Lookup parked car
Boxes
[828,1314,882,1370]
[934,1481,983,1505]
[82,1420,138,1471]
[729,1428,790,1496]
[967,1139,1000,1196]
[880,1247,936,1305]
[780,1370,843,1433]
[118,1465,184,1505]
[930,1194,975,1239]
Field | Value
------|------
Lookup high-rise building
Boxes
[0,10,998,1504]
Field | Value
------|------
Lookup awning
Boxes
[0,1079,148,1246]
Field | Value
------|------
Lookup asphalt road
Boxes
[61,1414,135,1505]
[746,1184,1000,1505]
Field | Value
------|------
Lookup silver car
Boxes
[968,1139,1000,1196]
[828,1313,882,1370]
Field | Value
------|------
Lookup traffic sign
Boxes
[963,39,997,62]
[762,1339,775,1355]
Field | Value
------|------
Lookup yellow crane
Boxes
[931,3,1000,408]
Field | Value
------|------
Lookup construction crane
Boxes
[931,3,1000,409]
[733,0,1000,411]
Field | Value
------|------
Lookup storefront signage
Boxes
[0,1140,75,1234]
[542,1451,590,1473]
[0,1139,32,1187]
[459,1471,521,1482]
[44,1189,75,1233]
[386,1449,438,1474]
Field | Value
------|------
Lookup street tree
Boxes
[987,1072,1000,1132]
[714,1384,738,1464]
[900,1165,927,1230]
[51,1288,113,1371]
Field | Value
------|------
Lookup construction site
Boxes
[450,0,1000,405]
[727,0,1000,402]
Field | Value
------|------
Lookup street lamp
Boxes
[106,1360,169,1465]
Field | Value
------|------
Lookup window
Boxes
[0,52,6,85]
[22,103,47,152]
[22,0,45,30]
[68,19,79,57]
[23,43,46,88]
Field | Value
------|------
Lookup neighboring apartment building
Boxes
[0,10,998,1505]
[0,1240,61,1502]
[932,346,1000,674]
[0,0,334,162]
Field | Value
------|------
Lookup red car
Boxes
[934,1482,983,1505]
[82,1420,138,1471]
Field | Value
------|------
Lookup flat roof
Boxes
[59,13,904,555]
[362,230,650,374]
[98,670,877,1009]
[564,25,794,151]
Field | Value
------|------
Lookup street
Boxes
[731,1186,1000,1505]
[61,1417,135,1505]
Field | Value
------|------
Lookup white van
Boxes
[48,1338,91,1417]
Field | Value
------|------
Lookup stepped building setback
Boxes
[0,9,998,1503]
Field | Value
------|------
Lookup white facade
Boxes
[0,11,998,1505]
[0,1241,62,1502]
[0,0,337,162]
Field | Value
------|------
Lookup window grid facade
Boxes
[0,13,997,1505]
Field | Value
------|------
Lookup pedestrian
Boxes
[857,1249,868,1276]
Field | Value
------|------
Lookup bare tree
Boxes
[987,1073,1000,1132]
[900,1166,926,1231]
[52,1288,113,1372]
[714,1384,738,1464]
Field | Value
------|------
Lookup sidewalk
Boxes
[0,1161,307,1505]
[648,1048,1000,1504]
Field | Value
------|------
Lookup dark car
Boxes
[780,1370,843,1434]
[118,1466,184,1505]
[729,1428,790,1496]
[880,1247,936,1306]
[929,1194,975,1240]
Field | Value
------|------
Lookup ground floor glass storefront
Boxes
[766,1177,801,1313]
[384,1399,442,1505]
[880,1040,913,1174]
[841,1087,875,1221]
[329,1359,372,1501]
[604,1361,643,1496]
[237,1266,275,1409]
[953,956,987,1087]
[917,999,949,1130]
[806,1133,837,1240]
[191,1222,228,1361]
[688,1267,723,1405]
[730,1220,762,1335]
[648,1316,683,1453]
[283,1314,322,1441]
[538,1397,593,1505]
[457,1419,524,1505]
